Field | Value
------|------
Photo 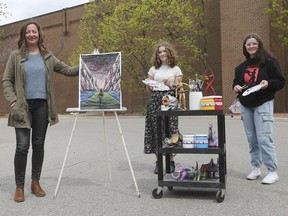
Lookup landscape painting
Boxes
[79,52,122,111]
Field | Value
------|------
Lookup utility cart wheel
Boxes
[152,188,163,199]
[167,186,173,191]
[216,189,225,203]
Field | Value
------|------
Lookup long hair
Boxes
[242,33,272,66]
[17,21,48,56]
[151,42,178,69]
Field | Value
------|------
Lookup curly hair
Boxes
[151,41,178,69]
[242,33,272,66]
[18,21,48,56]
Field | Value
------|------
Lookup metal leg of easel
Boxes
[102,111,112,181]
[54,112,78,198]
[114,111,140,198]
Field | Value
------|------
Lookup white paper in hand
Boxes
[142,79,160,89]
[242,84,262,96]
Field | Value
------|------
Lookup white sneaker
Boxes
[247,167,261,180]
[261,171,279,184]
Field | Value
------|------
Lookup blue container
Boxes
[194,134,208,148]
[194,143,209,148]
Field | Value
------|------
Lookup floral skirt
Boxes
[144,90,179,154]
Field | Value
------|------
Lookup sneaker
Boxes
[247,167,261,180]
[261,171,279,184]
[154,161,158,174]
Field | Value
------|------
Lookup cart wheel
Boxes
[152,188,163,199]
[216,189,225,203]
[167,186,173,191]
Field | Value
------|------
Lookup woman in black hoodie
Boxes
[232,33,285,184]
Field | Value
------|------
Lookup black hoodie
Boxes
[232,57,285,107]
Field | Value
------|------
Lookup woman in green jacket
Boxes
[2,21,79,202]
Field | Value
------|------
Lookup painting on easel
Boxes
[79,52,122,111]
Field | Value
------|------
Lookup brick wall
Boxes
[270,28,288,112]
[220,0,271,111]
[0,1,287,115]
[205,0,222,96]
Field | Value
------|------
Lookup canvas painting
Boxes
[79,52,122,111]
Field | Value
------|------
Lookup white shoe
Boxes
[247,167,261,180]
[261,171,279,184]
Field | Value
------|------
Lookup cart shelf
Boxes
[159,147,225,154]
[152,109,227,202]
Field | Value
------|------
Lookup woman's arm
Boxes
[266,58,286,91]
[164,75,183,90]
[2,52,17,105]
[146,74,154,94]
[47,53,79,76]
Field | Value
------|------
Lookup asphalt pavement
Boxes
[0,113,288,216]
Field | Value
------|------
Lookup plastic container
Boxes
[200,96,223,110]
[194,134,209,148]
[194,134,208,144]
[189,92,203,110]
[194,143,209,148]
[183,143,195,148]
[182,134,195,144]
[182,134,195,148]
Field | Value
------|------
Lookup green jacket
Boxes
[2,50,79,128]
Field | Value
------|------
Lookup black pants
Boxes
[14,99,49,185]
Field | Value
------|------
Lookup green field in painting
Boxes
[81,92,120,110]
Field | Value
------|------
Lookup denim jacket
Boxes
[2,50,79,128]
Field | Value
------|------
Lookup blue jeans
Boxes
[240,100,277,172]
[14,99,48,185]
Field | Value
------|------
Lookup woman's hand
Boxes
[146,75,154,93]
[163,79,170,86]
[163,79,172,89]
[260,80,268,89]
[233,85,242,93]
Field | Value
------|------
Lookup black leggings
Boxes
[14,99,48,185]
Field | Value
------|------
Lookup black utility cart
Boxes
[152,110,226,202]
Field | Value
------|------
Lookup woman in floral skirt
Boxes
[144,41,183,174]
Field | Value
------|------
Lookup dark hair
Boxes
[18,21,47,56]
[242,33,272,66]
[151,41,178,69]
